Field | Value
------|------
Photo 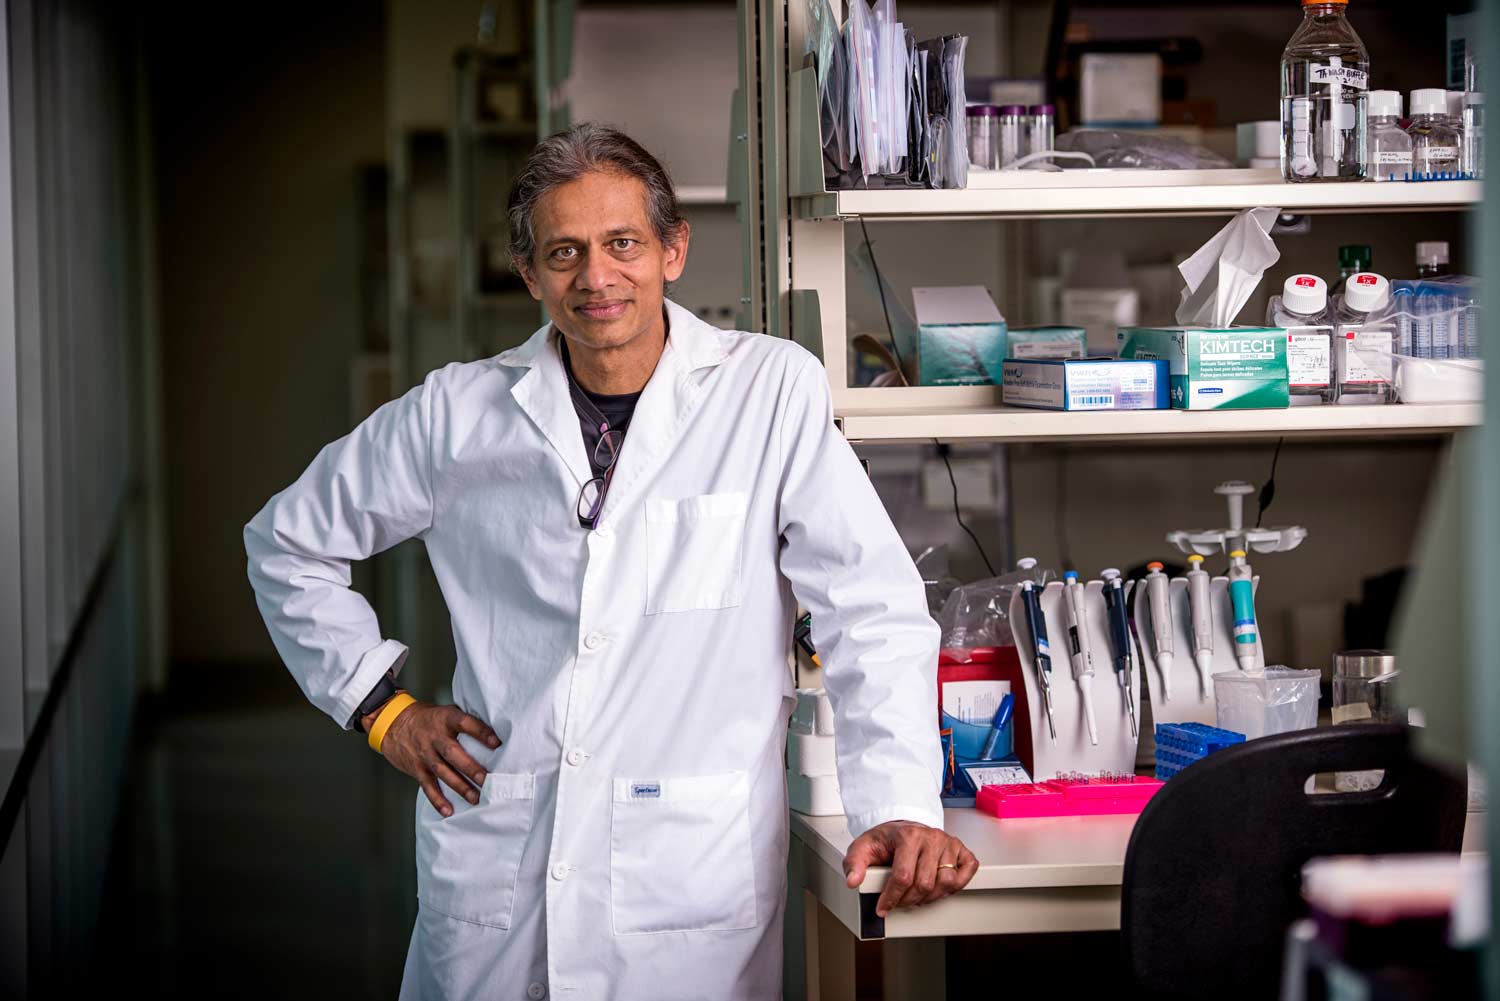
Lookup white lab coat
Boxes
[244,299,943,1000]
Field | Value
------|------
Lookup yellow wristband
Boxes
[367,692,417,753]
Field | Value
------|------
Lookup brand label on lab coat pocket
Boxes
[610,772,758,935]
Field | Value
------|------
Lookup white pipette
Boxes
[1062,571,1099,745]
[1144,561,1174,702]
[1185,554,1214,700]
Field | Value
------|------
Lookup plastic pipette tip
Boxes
[1124,687,1138,739]
[1158,651,1174,702]
[1081,690,1100,746]
[1194,652,1213,701]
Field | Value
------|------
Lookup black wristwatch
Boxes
[351,670,400,731]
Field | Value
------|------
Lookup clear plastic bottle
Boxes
[1280,0,1370,182]
[1367,90,1412,181]
[1416,240,1450,278]
[1027,104,1056,159]
[1407,89,1462,179]
[1268,274,1334,405]
[1462,47,1484,180]
[1333,272,1395,404]
[1420,283,1454,360]
[1459,280,1480,359]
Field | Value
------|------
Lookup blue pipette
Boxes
[1017,559,1057,741]
[979,693,1014,761]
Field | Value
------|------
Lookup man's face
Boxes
[520,170,689,352]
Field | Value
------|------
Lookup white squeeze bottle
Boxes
[1267,274,1334,405]
[1281,0,1370,182]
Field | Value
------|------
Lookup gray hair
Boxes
[507,123,685,272]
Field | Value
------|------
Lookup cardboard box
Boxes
[1006,325,1088,360]
[1117,326,1290,410]
[1002,357,1170,411]
[913,286,1008,386]
[1080,53,1162,126]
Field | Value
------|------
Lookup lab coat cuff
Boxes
[845,803,947,841]
[333,639,411,730]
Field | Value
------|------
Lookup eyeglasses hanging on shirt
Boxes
[562,340,639,530]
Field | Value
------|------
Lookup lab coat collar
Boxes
[500,299,731,503]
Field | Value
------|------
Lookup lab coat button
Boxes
[566,749,586,767]
[527,983,547,1000]
[584,632,605,650]
[550,863,570,881]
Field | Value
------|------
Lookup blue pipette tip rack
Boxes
[1154,722,1246,780]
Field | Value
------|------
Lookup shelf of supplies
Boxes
[835,397,1481,444]
[795,172,1481,221]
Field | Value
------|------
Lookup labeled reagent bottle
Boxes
[1367,90,1412,181]
[1333,272,1395,404]
[1281,0,1370,182]
[1267,274,1334,405]
[1408,89,1462,179]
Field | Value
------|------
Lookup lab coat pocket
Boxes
[644,492,747,614]
[415,772,536,930]
[609,771,758,935]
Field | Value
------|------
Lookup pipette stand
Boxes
[1166,479,1307,557]
[1132,574,1262,729]
[1008,579,1140,781]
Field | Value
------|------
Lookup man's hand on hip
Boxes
[841,820,978,917]
[366,699,501,817]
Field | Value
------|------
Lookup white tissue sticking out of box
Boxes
[788,688,843,816]
[1175,206,1282,327]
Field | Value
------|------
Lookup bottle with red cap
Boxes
[1332,272,1395,404]
[1267,274,1334,405]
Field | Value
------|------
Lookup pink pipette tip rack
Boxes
[976,775,1165,820]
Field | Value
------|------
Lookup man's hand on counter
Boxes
[841,820,978,917]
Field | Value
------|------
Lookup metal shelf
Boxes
[835,397,1481,444]
[797,174,1481,221]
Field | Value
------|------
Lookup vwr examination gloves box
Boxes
[913,285,1008,386]
[1002,357,1170,411]
[1117,326,1291,410]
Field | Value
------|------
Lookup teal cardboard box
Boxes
[1117,326,1290,410]
[913,286,1008,386]
[1006,325,1088,360]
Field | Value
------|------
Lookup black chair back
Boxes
[1121,723,1467,1000]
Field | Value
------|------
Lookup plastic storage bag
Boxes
[1213,667,1320,739]
[1382,276,1484,403]
[1056,129,1234,171]
[936,562,1050,651]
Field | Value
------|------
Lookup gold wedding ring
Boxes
[937,863,957,870]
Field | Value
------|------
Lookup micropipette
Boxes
[1062,571,1100,746]
[1144,561,1174,702]
[1016,558,1057,741]
[1100,569,1138,738]
[1185,554,1215,699]
[1227,550,1262,672]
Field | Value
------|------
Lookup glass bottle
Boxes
[966,105,1000,170]
[1268,274,1334,406]
[1027,104,1056,159]
[1333,273,1395,404]
[1407,89,1462,179]
[1331,244,1371,295]
[1280,0,1369,182]
[1366,90,1411,182]
[1415,240,1449,278]
[998,105,1026,168]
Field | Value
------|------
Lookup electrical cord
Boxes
[936,440,997,577]
[857,216,998,578]
[1256,437,1284,528]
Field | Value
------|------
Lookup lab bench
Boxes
[783,806,1488,1001]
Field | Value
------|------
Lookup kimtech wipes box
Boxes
[913,286,1008,386]
[1117,326,1290,410]
[1002,358,1169,411]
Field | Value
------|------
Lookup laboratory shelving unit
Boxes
[736,2,1484,446]
[738,1,1491,998]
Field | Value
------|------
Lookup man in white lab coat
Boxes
[245,123,976,1000]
